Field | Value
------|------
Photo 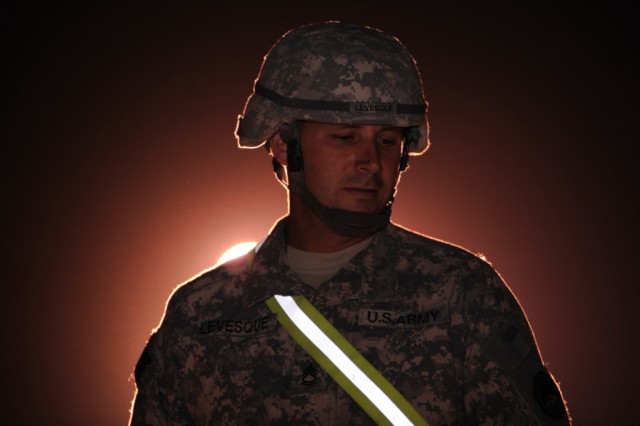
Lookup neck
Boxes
[287,194,373,252]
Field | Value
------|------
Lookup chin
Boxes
[341,203,385,214]
[331,195,387,214]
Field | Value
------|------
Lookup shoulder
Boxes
[385,223,514,306]
[160,220,288,328]
[159,254,254,327]
[385,222,488,271]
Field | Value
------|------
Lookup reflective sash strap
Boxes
[265,295,429,426]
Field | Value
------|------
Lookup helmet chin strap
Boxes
[288,171,392,238]
[273,122,408,238]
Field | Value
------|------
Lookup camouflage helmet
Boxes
[235,22,430,154]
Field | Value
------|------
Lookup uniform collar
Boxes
[241,217,301,308]
[241,217,399,308]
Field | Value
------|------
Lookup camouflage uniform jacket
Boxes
[132,218,569,425]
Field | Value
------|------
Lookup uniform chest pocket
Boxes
[346,303,451,366]
[196,314,282,364]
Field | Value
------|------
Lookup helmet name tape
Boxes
[255,83,426,115]
[351,103,395,113]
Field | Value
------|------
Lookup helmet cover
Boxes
[235,22,430,154]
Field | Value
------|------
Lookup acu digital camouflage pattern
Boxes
[235,22,430,155]
[131,219,570,425]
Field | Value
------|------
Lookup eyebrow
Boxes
[334,125,401,132]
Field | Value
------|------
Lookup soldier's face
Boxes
[299,122,404,214]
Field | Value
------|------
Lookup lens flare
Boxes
[217,241,257,265]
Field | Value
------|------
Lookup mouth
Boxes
[344,187,379,197]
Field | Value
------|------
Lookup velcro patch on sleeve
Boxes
[134,334,156,383]
[482,318,533,373]
[483,318,568,422]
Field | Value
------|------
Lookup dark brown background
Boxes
[3,2,637,424]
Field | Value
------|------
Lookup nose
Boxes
[355,136,382,175]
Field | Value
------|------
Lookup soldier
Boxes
[131,22,570,425]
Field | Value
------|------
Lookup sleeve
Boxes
[459,262,571,425]
[130,331,166,425]
[129,292,195,426]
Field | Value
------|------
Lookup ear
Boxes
[268,131,288,166]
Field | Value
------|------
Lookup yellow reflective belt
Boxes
[265,295,429,426]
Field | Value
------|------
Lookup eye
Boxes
[378,136,401,148]
[331,133,356,143]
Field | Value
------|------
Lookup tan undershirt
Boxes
[286,237,373,288]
